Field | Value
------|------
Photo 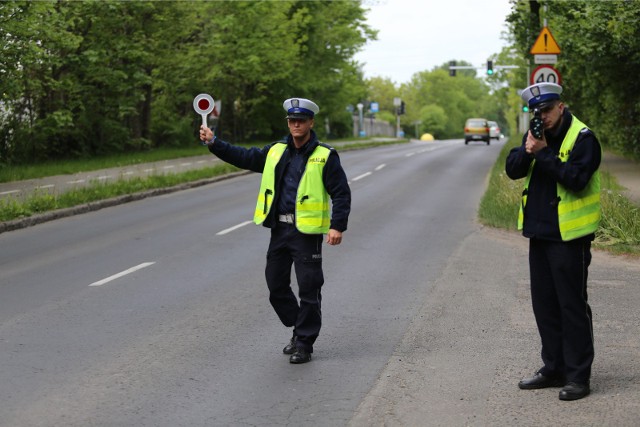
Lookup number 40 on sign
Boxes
[531,65,562,85]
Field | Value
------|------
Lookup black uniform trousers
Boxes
[265,222,324,353]
[529,237,594,384]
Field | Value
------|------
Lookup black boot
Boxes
[289,348,312,364]
[282,335,297,355]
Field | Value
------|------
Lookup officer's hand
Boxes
[525,131,547,154]
[200,125,214,144]
[326,229,342,246]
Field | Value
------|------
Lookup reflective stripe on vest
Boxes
[254,143,331,234]
[517,115,601,241]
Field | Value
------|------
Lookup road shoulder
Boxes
[349,226,640,426]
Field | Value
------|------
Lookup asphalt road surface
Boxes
[2,138,639,426]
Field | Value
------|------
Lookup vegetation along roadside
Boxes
[0,138,407,226]
[478,134,640,257]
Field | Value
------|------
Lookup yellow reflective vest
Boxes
[254,142,331,234]
[518,115,601,241]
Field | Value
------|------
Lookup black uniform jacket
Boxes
[208,130,351,232]
[505,108,601,241]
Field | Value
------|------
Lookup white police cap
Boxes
[283,98,319,119]
[521,82,563,109]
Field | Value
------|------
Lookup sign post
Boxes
[529,27,562,88]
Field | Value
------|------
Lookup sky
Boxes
[354,0,514,84]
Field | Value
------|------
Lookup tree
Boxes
[400,66,495,139]
[506,0,640,157]
[0,0,376,164]
[418,104,447,138]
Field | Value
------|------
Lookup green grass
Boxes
[0,137,407,183]
[0,146,208,183]
[0,164,240,222]
[478,135,640,256]
[0,137,409,223]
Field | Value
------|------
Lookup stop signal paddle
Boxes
[193,93,215,127]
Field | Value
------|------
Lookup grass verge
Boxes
[0,164,239,222]
[0,138,407,183]
[0,138,409,224]
[478,135,640,256]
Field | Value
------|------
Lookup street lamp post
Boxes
[357,103,365,137]
[413,120,421,138]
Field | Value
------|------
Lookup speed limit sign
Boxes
[530,65,562,85]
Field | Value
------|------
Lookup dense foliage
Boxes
[364,60,507,140]
[0,0,374,164]
[506,0,640,158]
[3,0,639,166]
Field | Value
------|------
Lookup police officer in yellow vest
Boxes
[199,98,351,364]
[506,83,601,400]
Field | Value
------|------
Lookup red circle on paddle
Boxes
[198,99,211,110]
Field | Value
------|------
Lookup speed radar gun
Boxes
[530,108,544,139]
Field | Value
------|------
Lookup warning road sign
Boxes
[530,27,561,55]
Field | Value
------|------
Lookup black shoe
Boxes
[518,372,566,390]
[283,336,297,355]
[289,348,312,364]
[559,382,590,401]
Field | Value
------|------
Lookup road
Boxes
[2,138,639,426]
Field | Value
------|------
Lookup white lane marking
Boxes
[196,160,206,164]
[180,162,192,167]
[352,172,372,181]
[123,171,134,176]
[36,184,55,189]
[217,220,253,235]
[97,175,111,180]
[162,165,175,170]
[405,152,416,157]
[89,262,155,287]
[0,190,20,195]
[67,179,85,184]
[375,164,386,171]
[144,168,154,173]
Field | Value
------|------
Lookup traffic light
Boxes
[399,101,406,115]
[486,60,494,75]
[522,105,529,113]
[449,60,456,77]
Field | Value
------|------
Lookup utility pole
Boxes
[357,103,364,137]
[393,97,401,137]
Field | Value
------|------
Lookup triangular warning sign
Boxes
[530,27,561,55]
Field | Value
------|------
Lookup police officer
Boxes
[506,83,601,400]
[199,98,351,364]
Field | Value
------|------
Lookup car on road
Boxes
[488,121,501,140]
[464,118,490,145]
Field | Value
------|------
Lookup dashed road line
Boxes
[352,172,372,181]
[88,262,156,287]
[216,220,254,236]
